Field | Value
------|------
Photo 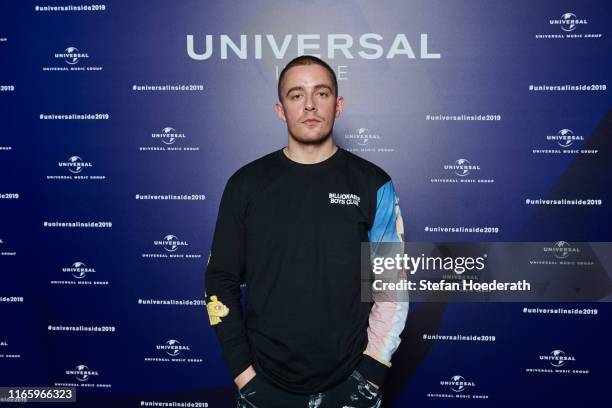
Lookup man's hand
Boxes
[235,365,256,390]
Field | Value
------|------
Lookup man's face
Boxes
[275,64,344,144]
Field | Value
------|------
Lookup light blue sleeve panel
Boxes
[368,180,404,243]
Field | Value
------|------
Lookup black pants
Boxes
[236,369,382,408]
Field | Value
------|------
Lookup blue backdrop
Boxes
[0,0,610,406]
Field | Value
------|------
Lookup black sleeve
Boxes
[204,174,252,378]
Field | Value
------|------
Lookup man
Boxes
[205,55,408,407]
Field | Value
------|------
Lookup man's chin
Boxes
[289,132,332,145]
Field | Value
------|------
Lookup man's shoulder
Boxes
[342,149,392,187]
[226,149,280,189]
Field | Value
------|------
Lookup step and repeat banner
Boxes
[1,0,610,406]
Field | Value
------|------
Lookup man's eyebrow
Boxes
[313,84,333,92]
[285,84,334,97]
[285,86,303,96]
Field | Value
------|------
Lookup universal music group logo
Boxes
[50,261,110,286]
[143,339,203,363]
[529,241,594,267]
[0,338,19,360]
[139,126,200,152]
[551,13,588,32]
[343,127,394,153]
[54,365,112,388]
[426,374,488,400]
[536,12,603,39]
[43,46,103,71]
[67,365,98,382]
[547,129,582,148]
[544,241,580,260]
[430,159,494,184]
[141,234,202,259]
[47,156,106,181]
[0,237,16,257]
[154,128,186,145]
[525,349,589,375]
[532,128,597,156]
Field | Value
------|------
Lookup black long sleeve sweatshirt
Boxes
[204,146,407,394]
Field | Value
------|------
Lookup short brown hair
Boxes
[277,55,338,101]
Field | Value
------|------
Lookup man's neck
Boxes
[283,139,338,164]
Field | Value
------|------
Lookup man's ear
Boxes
[274,101,287,123]
[335,95,345,118]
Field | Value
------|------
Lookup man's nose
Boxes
[304,94,316,111]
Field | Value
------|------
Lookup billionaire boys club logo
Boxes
[329,193,360,206]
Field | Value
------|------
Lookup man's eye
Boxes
[319,92,329,97]
[291,94,302,100]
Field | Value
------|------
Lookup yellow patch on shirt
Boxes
[206,295,229,326]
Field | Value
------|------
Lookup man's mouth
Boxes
[302,118,321,125]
